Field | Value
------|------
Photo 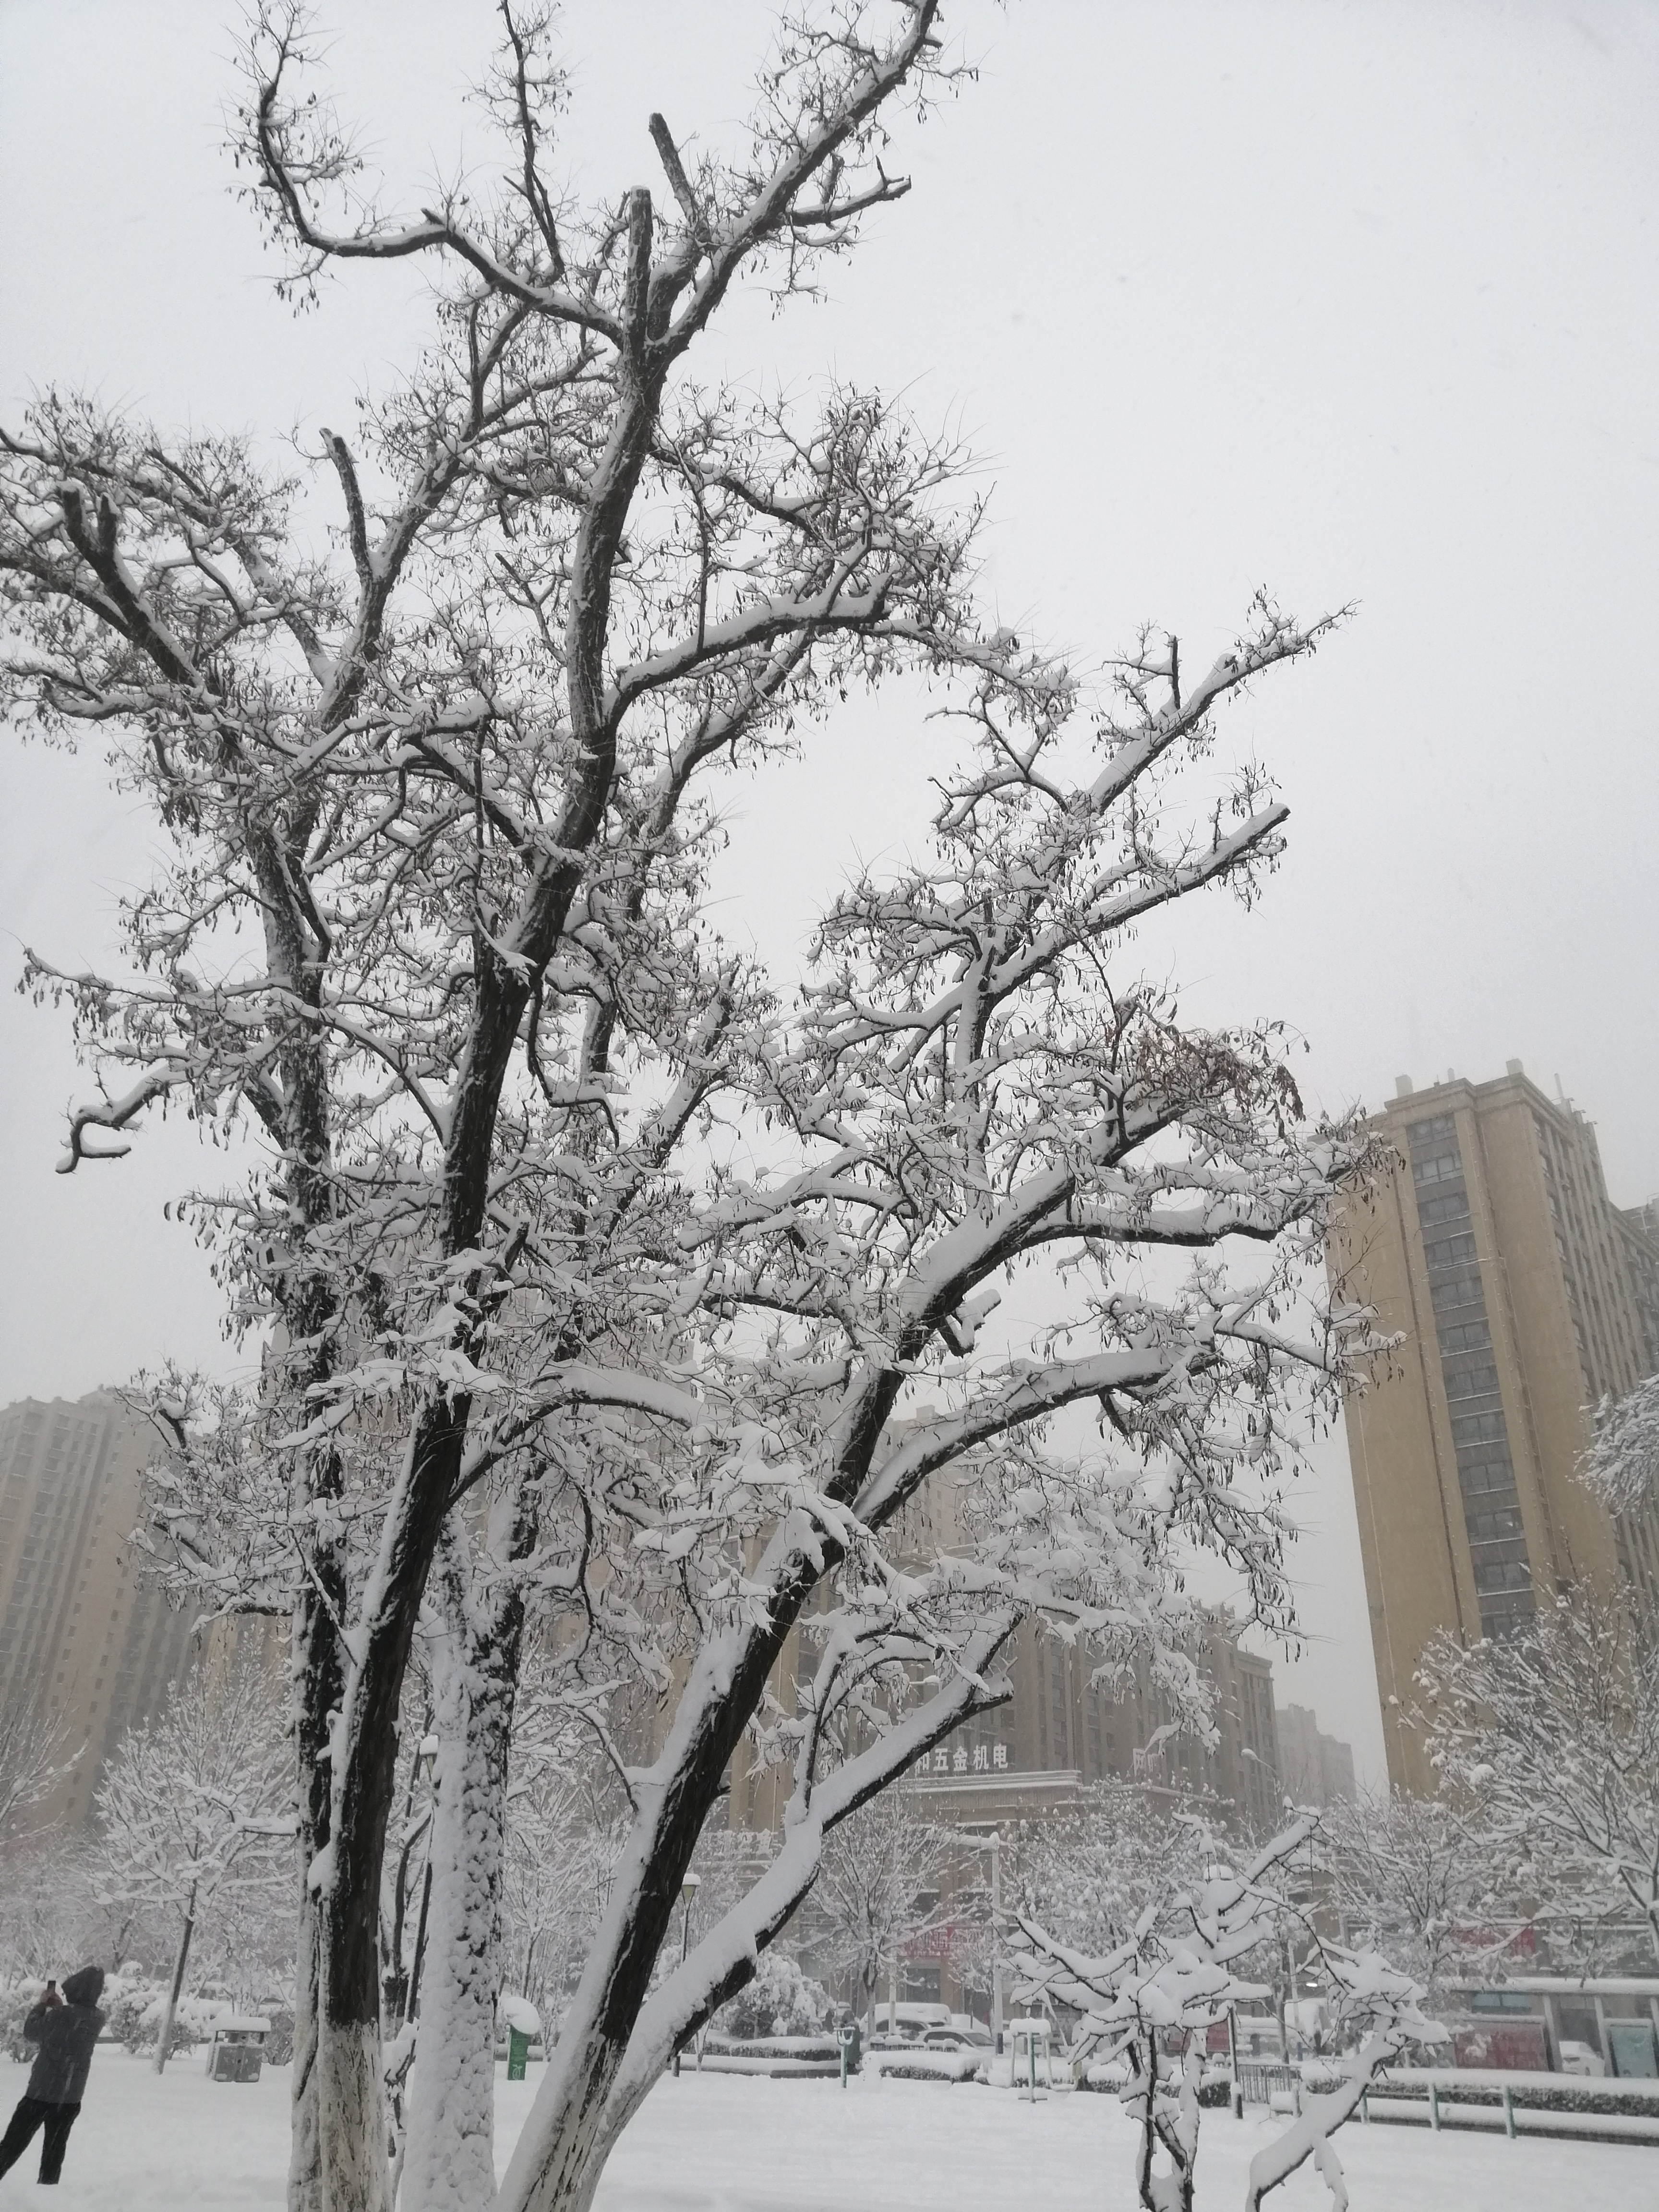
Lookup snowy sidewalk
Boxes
[3,2051,1657,2210]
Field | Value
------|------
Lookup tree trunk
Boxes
[290,1870,324,2212]
[314,2007,394,2212]
[401,1543,522,2212]
[153,1881,196,2074]
[290,1543,345,2212]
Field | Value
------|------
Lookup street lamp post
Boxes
[673,1870,701,2077]
[988,1832,1003,2050]
[936,1826,1002,2047]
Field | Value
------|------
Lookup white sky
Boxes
[3,1,1657,1784]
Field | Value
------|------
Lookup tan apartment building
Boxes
[0,1392,200,1827]
[1329,1062,1659,1792]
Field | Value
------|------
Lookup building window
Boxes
[1451,1410,1507,1445]
[1424,1232,1479,1269]
[1407,1114,1457,1145]
[1458,1455,1516,1498]
[1438,1320,1492,1355]
[1413,1151,1463,1187]
[1473,1560,1533,1596]
[1443,1365,1500,1401]
[1419,1191,1472,1226]
[1481,1599,1536,1641]
[1466,1509,1526,1544]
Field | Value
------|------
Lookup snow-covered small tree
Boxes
[1242,1943,1445,2212]
[0,1835,137,1987]
[811,1790,949,2033]
[93,1658,292,2070]
[1015,1819,1444,2212]
[1015,1820,1311,2212]
[500,1753,628,2035]
[1419,1590,1659,1964]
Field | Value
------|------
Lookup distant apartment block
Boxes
[726,1599,1282,1837]
[1275,1702,1356,1807]
[0,1393,197,1827]
[1329,1062,1659,1792]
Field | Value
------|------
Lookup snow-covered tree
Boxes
[1322,1788,1508,2001]
[1015,1819,1443,2212]
[1015,1781,1217,1959]
[92,1658,292,2071]
[1419,1590,1659,1965]
[499,1732,628,2036]
[1015,1820,1304,2212]
[1581,1372,1659,1519]
[810,1790,949,2034]
[1241,1943,1445,2212]
[0,1835,143,1987]
[0,1683,74,1847]
[1,6,1385,2209]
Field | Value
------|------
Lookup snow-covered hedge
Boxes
[1369,2071,1659,2119]
[869,2048,981,2083]
[701,2033,843,2061]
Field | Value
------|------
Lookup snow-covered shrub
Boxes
[104,1984,158,2053]
[711,1954,833,2042]
[105,1982,221,2058]
[0,1982,45,2062]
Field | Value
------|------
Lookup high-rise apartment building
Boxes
[1329,1063,1659,1792]
[0,1393,200,1827]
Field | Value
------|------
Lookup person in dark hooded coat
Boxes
[0,1965,107,2184]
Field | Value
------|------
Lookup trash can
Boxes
[499,1996,542,2081]
[206,2018,271,2083]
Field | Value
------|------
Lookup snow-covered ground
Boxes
[2,2050,1656,2210]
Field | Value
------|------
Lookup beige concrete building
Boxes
[0,1393,199,1827]
[1330,1062,1659,1792]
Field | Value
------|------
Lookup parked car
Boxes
[923,2026,992,2053]
[1558,2040,1605,2078]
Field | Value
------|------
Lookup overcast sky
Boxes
[3,1,1657,1782]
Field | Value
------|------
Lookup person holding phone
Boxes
[0,1966,107,2185]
